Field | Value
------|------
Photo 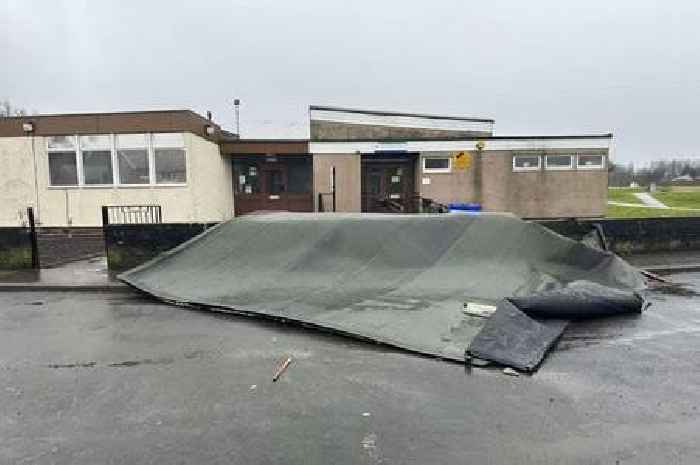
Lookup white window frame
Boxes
[79,134,114,187]
[512,154,541,172]
[151,133,187,186]
[116,133,151,187]
[576,154,606,170]
[544,154,574,171]
[422,156,452,174]
[47,135,79,187]
[46,132,188,188]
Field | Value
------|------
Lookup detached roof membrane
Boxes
[120,213,645,362]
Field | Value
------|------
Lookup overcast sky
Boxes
[2,0,699,163]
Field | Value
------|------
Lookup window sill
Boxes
[512,168,541,172]
[47,184,188,190]
[576,166,605,170]
[423,170,452,174]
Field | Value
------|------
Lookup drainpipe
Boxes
[473,141,485,206]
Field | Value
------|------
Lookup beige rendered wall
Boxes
[313,154,361,212]
[0,137,39,226]
[0,133,234,227]
[416,149,607,218]
[417,152,479,205]
[481,150,608,218]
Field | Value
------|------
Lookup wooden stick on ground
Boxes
[273,357,292,382]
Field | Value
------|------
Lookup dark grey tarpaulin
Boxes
[120,212,645,362]
[467,281,646,372]
[467,300,569,372]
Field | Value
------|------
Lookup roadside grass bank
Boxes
[606,204,700,218]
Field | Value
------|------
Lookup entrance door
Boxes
[233,156,313,216]
[361,157,416,213]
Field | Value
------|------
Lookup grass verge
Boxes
[606,204,700,218]
[607,187,644,204]
[650,191,700,209]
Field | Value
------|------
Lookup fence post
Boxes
[101,206,109,227]
[101,206,110,266]
[27,207,40,269]
[331,166,336,212]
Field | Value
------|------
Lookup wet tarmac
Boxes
[2,273,700,464]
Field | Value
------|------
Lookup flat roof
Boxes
[310,105,495,123]
[0,109,226,140]
[308,134,613,142]
[221,139,309,155]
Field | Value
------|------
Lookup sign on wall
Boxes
[453,151,472,170]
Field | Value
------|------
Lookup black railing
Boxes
[317,192,336,212]
[102,205,162,225]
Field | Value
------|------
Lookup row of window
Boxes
[47,133,187,187]
[421,153,606,174]
[512,154,605,172]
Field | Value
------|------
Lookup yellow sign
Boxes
[453,151,471,170]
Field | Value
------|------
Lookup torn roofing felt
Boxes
[119,212,645,362]
[467,281,647,372]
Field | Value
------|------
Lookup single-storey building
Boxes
[0,106,611,226]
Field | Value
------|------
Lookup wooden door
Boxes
[361,161,415,212]
[233,158,314,216]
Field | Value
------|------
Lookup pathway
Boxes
[634,192,669,208]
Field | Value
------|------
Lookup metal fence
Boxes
[102,205,162,225]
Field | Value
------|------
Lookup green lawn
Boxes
[606,204,700,218]
[651,191,700,209]
[607,187,644,204]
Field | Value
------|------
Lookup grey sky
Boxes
[2,0,699,163]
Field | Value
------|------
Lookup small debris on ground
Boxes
[362,412,371,417]
[272,356,292,382]
[249,384,257,390]
[503,367,520,377]
[463,302,497,318]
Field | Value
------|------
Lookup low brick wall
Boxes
[103,217,700,272]
[0,227,33,269]
[537,217,700,255]
[105,223,217,271]
[37,227,105,268]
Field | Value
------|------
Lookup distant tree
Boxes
[609,162,635,187]
[0,99,28,117]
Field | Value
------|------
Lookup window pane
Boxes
[118,149,149,184]
[268,170,285,194]
[116,133,147,149]
[578,155,604,167]
[514,156,540,169]
[152,133,184,148]
[48,136,75,150]
[546,155,572,168]
[424,158,449,170]
[233,161,260,194]
[287,157,312,193]
[80,134,111,150]
[83,150,113,184]
[48,152,78,185]
[155,149,186,184]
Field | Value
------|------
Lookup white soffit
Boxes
[310,108,494,133]
[309,138,612,154]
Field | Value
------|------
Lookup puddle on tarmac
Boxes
[48,357,175,369]
[48,362,97,368]
[648,283,700,298]
[108,357,174,367]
